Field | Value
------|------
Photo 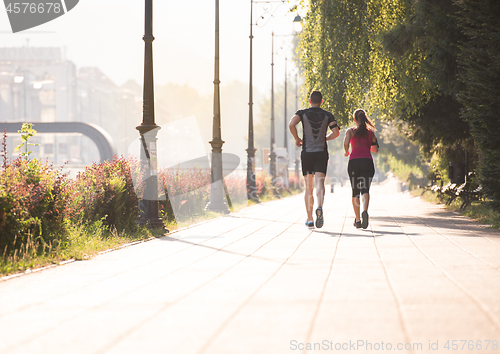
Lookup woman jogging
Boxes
[343,109,379,229]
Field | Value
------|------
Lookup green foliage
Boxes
[297,0,500,207]
[297,0,412,124]
[456,0,500,210]
[378,0,476,184]
[68,157,139,232]
[297,0,466,131]
[15,123,39,159]
[0,157,69,253]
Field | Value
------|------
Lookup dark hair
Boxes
[353,109,376,137]
[310,90,322,104]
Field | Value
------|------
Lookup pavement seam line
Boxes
[95,210,303,354]
[413,196,500,248]
[0,195,280,284]
[373,211,415,354]
[2,217,280,353]
[301,205,346,354]
[0,218,256,320]
[388,212,500,333]
[0,215,231,284]
[403,207,500,271]
[0,236,159,283]
[0,212,228,283]
[197,215,313,354]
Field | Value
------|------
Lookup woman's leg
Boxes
[348,159,361,222]
[362,192,370,212]
[352,196,361,221]
[360,160,375,213]
[359,160,375,229]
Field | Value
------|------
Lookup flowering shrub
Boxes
[255,171,266,196]
[67,156,138,232]
[159,167,210,222]
[288,174,303,191]
[0,158,68,252]
[224,174,247,203]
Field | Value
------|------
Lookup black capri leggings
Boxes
[348,158,375,198]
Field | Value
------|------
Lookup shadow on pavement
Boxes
[158,235,278,263]
[374,215,499,235]
[313,229,420,238]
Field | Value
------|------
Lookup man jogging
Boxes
[289,90,340,228]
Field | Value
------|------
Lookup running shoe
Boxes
[353,220,362,228]
[305,220,314,228]
[361,210,369,229]
[315,206,324,228]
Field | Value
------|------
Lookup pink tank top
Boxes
[349,128,373,160]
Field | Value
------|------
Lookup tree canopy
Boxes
[297,0,500,209]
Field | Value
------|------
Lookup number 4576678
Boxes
[6,3,62,14]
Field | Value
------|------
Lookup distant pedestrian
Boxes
[343,109,379,229]
[289,90,340,228]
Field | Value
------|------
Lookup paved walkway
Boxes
[1,179,500,354]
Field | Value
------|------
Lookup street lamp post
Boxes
[246,1,260,203]
[206,0,230,214]
[136,0,166,230]
[283,56,289,186]
[284,57,288,153]
[269,32,280,198]
[294,69,301,189]
[247,0,286,203]
[292,14,302,190]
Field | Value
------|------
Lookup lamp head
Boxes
[293,15,302,33]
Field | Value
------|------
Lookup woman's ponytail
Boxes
[353,109,376,137]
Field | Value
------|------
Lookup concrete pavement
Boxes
[1,178,499,354]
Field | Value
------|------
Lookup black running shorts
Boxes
[347,158,375,197]
[301,150,329,176]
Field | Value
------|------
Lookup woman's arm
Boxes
[371,131,379,153]
[343,128,352,156]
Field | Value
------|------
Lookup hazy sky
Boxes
[0,0,302,96]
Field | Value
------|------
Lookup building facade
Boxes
[0,46,142,166]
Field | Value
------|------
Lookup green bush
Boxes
[67,157,138,233]
[0,158,69,253]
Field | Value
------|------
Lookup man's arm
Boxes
[326,120,340,141]
[289,115,303,147]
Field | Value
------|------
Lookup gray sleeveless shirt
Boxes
[296,107,337,152]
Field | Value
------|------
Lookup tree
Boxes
[297,0,411,125]
[297,0,474,174]
[456,0,500,209]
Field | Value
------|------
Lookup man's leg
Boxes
[315,172,326,207]
[304,173,314,222]
[314,172,326,228]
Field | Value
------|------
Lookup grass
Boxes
[1,187,302,279]
[411,188,500,229]
[0,221,162,278]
